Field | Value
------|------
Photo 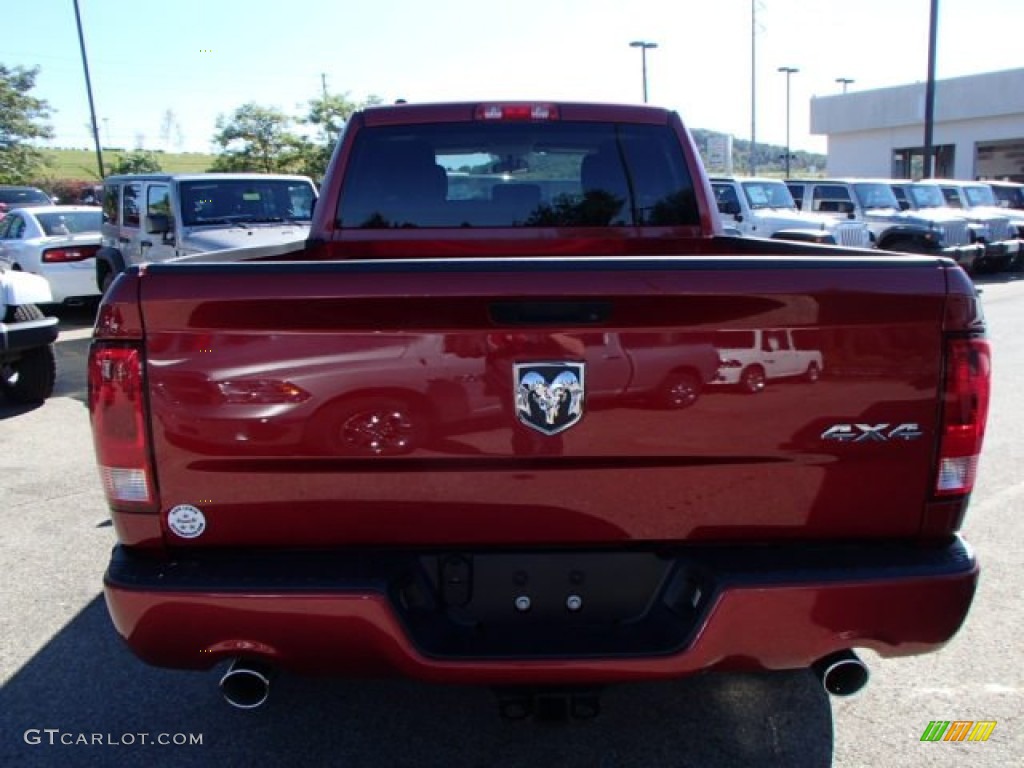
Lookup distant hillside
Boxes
[37,148,217,180]
[36,134,825,183]
[691,128,827,177]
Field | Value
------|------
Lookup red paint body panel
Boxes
[91,101,988,682]
[104,562,977,682]
[137,257,950,548]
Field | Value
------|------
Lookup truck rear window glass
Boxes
[337,122,699,228]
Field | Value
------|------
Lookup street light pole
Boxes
[73,0,104,179]
[629,41,658,103]
[750,0,757,175]
[778,66,799,178]
[836,77,854,94]
[923,0,939,178]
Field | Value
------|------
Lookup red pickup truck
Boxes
[90,101,990,717]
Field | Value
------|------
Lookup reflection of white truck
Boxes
[95,173,318,292]
[712,328,823,393]
[582,331,721,408]
[711,177,872,248]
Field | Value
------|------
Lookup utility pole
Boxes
[836,77,854,94]
[73,0,104,178]
[320,73,333,145]
[923,0,938,178]
[750,0,757,175]
[778,67,799,178]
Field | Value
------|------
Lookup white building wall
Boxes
[825,116,1024,178]
[811,69,1024,179]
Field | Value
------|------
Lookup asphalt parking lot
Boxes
[1,276,1022,767]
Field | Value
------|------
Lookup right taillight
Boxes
[935,338,991,496]
[89,343,156,510]
[42,244,100,263]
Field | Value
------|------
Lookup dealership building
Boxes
[810,68,1024,181]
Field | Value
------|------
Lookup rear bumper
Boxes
[104,537,978,685]
[0,314,59,357]
[940,243,985,271]
[35,263,101,304]
[981,239,1022,270]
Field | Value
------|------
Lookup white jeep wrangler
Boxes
[712,177,872,248]
[95,173,318,292]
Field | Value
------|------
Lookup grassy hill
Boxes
[38,148,217,180]
[37,134,824,183]
[691,129,827,177]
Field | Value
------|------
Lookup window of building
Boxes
[891,145,955,179]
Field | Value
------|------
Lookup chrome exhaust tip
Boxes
[219,659,272,709]
[813,650,869,697]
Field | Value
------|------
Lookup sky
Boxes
[7,0,1023,158]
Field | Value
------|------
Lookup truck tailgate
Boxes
[139,256,950,548]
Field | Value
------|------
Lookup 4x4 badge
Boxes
[514,362,585,435]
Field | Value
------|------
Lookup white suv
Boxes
[712,177,872,248]
[96,173,317,292]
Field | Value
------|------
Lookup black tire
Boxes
[313,395,425,456]
[658,370,702,409]
[1,304,57,403]
[805,362,821,383]
[100,269,117,295]
[740,365,766,394]
[2,346,56,404]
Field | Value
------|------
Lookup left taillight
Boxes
[42,244,99,263]
[935,338,991,496]
[89,344,156,510]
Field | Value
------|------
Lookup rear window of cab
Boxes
[337,121,699,229]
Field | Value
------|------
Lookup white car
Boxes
[712,328,824,393]
[0,205,103,304]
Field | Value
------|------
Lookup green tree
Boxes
[0,64,54,183]
[298,92,384,180]
[211,103,306,173]
[109,149,163,175]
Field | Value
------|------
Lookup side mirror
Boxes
[147,213,172,235]
[898,200,910,211]
[718,200,741,217]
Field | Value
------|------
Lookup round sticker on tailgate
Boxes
[167,505,206,538]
